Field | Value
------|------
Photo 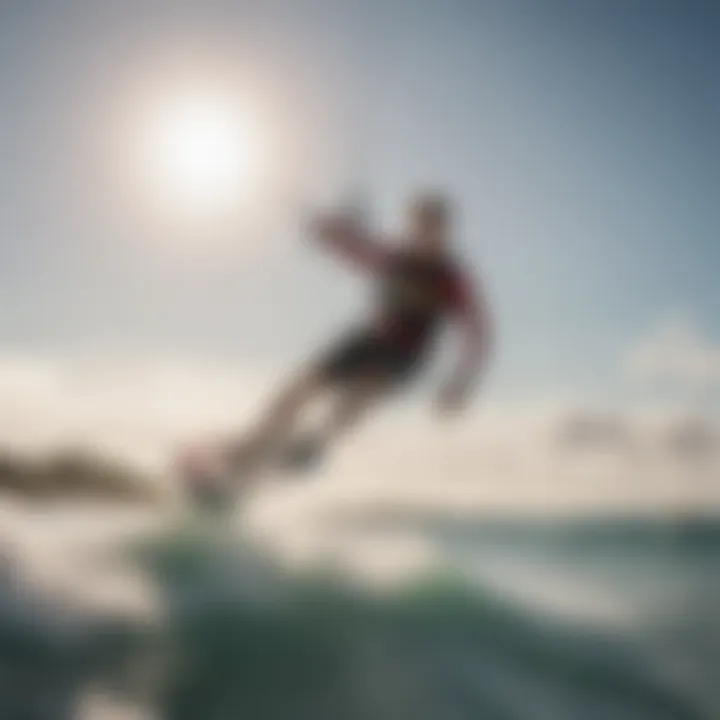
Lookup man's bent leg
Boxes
[227,367,326,471]
[280,376,386,471]
[324,376,387,443]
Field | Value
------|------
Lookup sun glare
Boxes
[144,92,264,215]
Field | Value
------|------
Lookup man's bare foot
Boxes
[225,435,277,478]
[174,440,235,511]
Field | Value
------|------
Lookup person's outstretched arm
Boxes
[311,212,391,272]
[437,269,494,414]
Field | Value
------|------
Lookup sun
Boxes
[144,91,263,214]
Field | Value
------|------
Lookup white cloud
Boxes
[0,352,717,516]
[0,352,280,469]
[625,314,720,388]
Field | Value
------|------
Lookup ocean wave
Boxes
[0,518,711,720]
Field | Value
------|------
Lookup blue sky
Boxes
[0,0,718,405]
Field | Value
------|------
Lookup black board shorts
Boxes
[316,329,425,388]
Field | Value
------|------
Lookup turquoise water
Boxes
[0,510,717,720]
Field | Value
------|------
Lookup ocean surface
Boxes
[0,497,717,720]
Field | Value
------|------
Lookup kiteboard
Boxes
[175,432,323,514]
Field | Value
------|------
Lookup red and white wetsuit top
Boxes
[373,251,476,350]
[316,217,491,364]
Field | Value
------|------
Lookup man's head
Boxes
[406,191,452,256]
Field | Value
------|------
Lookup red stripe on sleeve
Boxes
[448,268,492,369]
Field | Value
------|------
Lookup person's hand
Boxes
[308,211,352,240]
[307,212,331,240]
